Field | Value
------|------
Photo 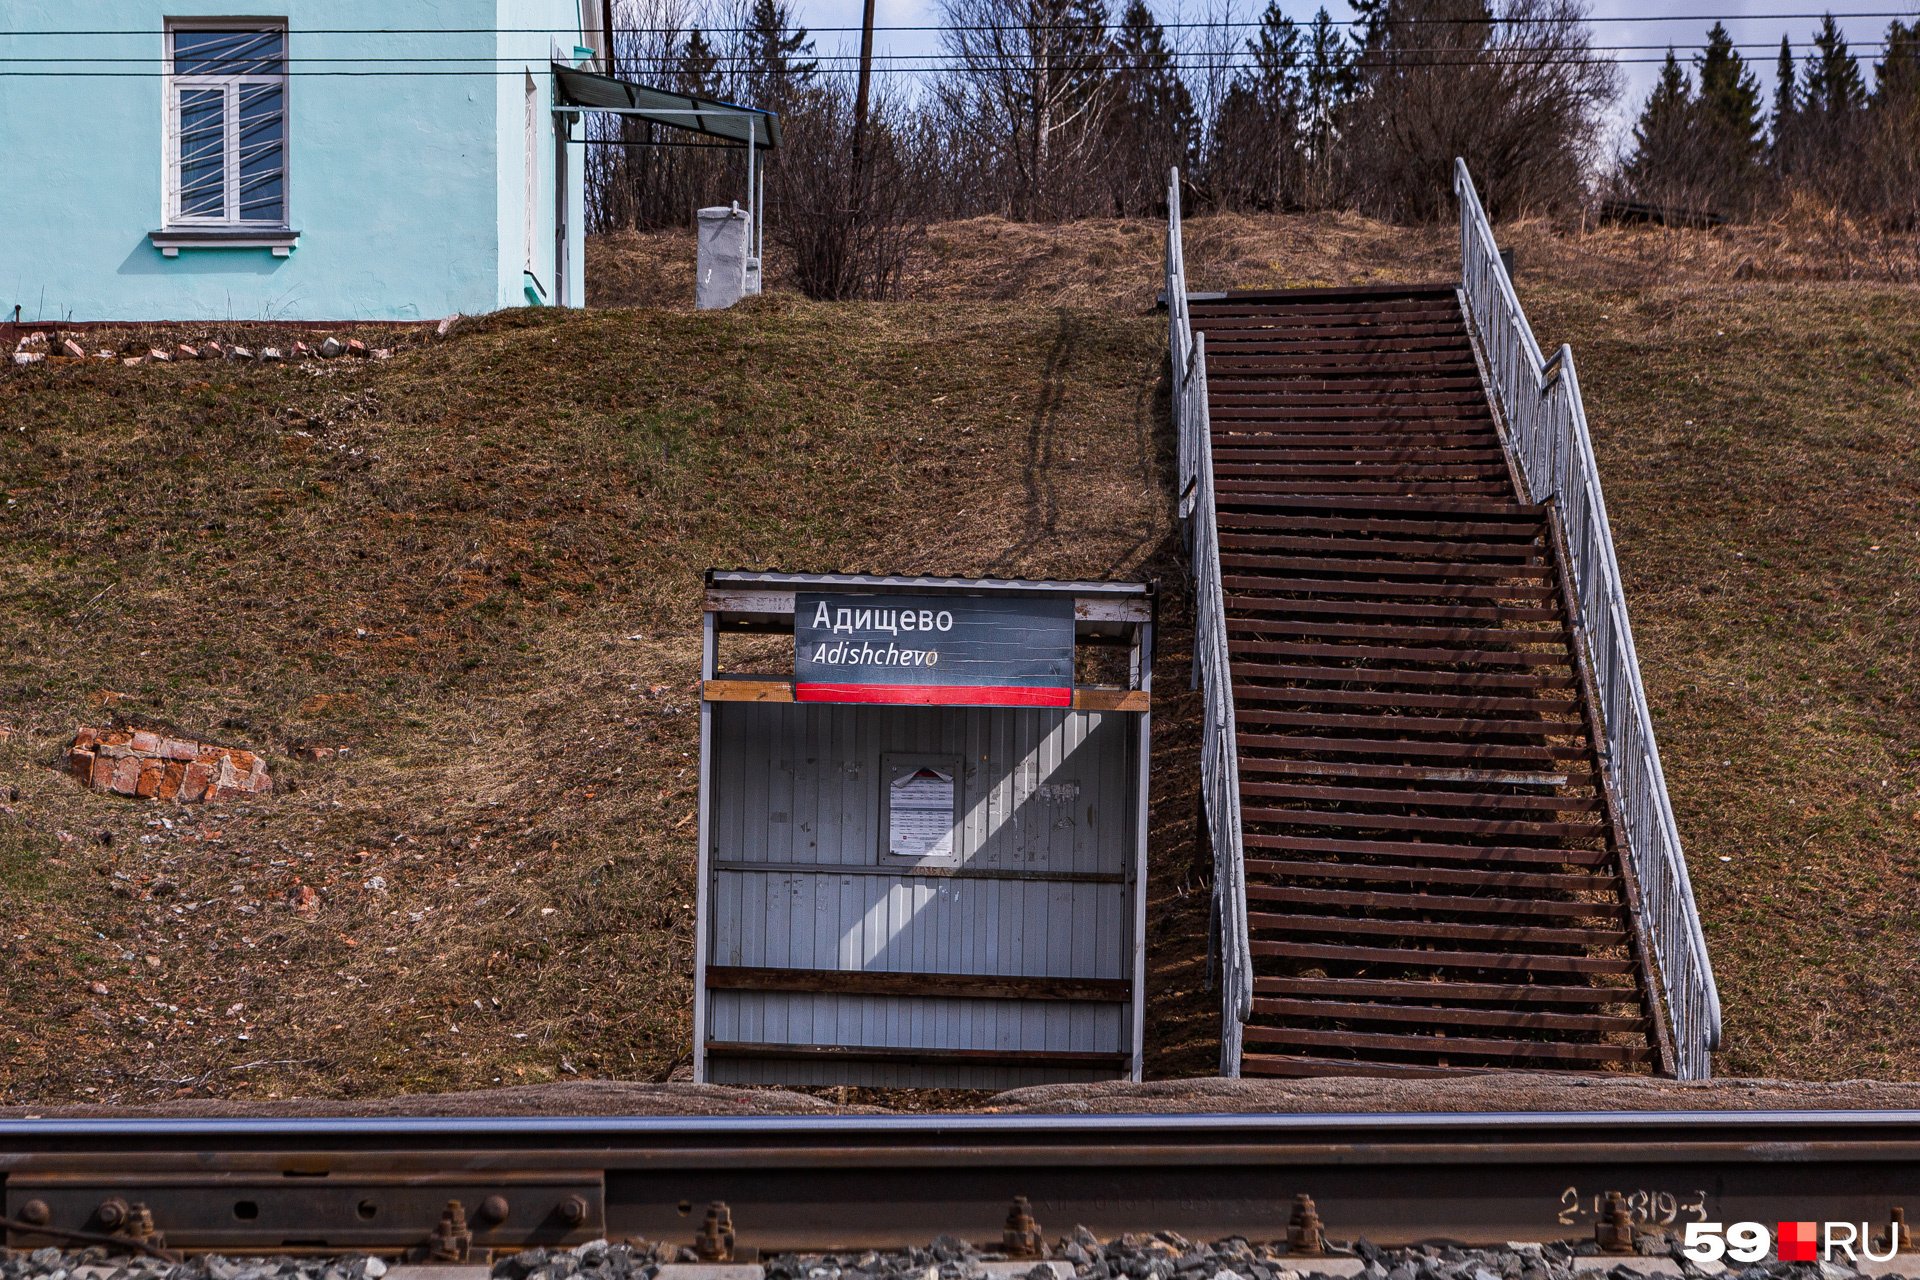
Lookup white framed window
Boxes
[163,21,288,228]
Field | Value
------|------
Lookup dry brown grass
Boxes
[4,206,1916,1106]
[0,299,1198,1105]
[591,203,1920,315]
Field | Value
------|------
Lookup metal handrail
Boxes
[1167,167,1252,1075]
[1453,158,1723,1080]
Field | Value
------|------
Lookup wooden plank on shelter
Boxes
[703,679,795,702]
[705,1040,1131,1068]
[706,964,1131,1002]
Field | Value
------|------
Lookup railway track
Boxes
[7,1110,1920,1255]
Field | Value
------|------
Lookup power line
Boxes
[8,54,1899,77]
[7,38,1899,64]
[7,12,1920,35]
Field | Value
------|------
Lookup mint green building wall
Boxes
[0,0,592,321]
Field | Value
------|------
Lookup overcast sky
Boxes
[771,0,1906,151]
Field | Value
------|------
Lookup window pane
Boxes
[178,87,227,219]
[173,28,285,76]
[237,82,284,222]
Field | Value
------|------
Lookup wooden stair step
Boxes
[1241,780,1602,813]
[1247,884,1624,920]
[1244,858,1620,893]
[1241,807,1603,839]
[1241,835,1610,867]
[1251,939,1639,976]
[1246,911,1627,948]
[1238,757,1588,784]
[1254,975,1640,1004]
[1249,996,1650,1034]
[1240,1024,1653,1065]
[1233,686,1584,717]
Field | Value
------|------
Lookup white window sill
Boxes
[149,228,300,258]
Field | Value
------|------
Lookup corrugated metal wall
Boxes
[704,702,1136,1087]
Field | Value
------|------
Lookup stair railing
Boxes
[1453,158,1722,1080]
[1167,167,1252,1075]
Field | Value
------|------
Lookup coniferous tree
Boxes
[1208,1,1305,210]
[681,27,719,94]
[1803,14,1867,117]
[742,0,816,104]
[1771,36,1798,153]
[1864,19,1920,227]
[1622,51,1696,208]
[1301,4,1356,199]
[1106,0,1196,213]
[1696,24,1765,159]
[1877,19,1920,104]
[1693,22,1765,209]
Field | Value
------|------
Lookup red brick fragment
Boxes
[156,760,186,801]
[135,759,166,797]
[346,338,368,357]
[111,757,142,795]
[181,761,212,802]
[130,730,162,754]
[91,753,118,790]
[102,730,132,747]
[163,738,198,760]
[68,747,96,782]
[60,338,85,359]
[73,727,100,750]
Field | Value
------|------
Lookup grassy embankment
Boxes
[1,206,1916,1103]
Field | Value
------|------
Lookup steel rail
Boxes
[1452,159,1722,1081]
[8,1110,1920,1250]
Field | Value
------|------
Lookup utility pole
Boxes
[851,0,877,176]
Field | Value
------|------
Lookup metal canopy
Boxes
[551,64,781,149]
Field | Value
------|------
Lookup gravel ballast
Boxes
[5,1230,1915,1280]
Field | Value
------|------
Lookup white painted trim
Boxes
[162,20,289,231]
[691,611,717,1084]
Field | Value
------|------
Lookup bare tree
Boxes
[770,82,924,298]
[1344,0,1618,222]
[938,0,1118,219]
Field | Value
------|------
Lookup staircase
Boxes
[1198,283,1663,1077]
[1168,164,1721,1080]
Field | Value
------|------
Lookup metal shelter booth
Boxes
[550,65,781,308]
[693,571,1156,1087]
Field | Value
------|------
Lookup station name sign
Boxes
[794,593,1075,707]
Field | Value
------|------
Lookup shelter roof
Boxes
[551,64,781,149]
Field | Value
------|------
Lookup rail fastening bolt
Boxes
[19,1199,51,1227]
[1595,1191,1636,1254]
[97,1197,130,1230]
[1003,1196,1043,1259]
[479,1195,511,1226]
[561,1194,590,1227]
[695,1201,736,1262]
[1288,1193,1324,1256]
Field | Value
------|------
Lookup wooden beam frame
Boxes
[704,1041,1131,1068]
[706,965,1130,1002]
[701,679,1147,711]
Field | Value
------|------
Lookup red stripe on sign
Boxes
[795,683,1073,708]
